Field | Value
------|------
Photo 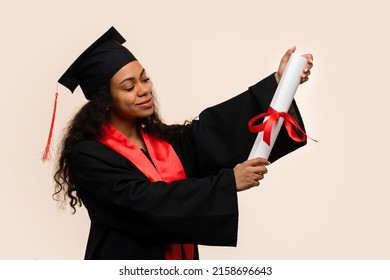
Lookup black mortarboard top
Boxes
[58,26,137,100]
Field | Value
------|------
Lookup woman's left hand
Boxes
[275,46,314,84]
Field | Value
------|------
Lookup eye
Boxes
[125,86,135,91]
[142,77,150,83]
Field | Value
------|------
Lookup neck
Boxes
[110,118,136,137]
[109,116,146,150]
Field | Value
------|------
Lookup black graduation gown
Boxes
[69,73,306,260]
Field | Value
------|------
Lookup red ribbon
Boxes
[248,106,308,146]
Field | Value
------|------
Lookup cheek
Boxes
[111,96,135,117]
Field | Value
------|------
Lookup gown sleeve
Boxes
[69,140,238,246]
[171,73,307,177]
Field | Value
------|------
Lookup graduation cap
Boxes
[58,26,137,100]
[42,26,136,161]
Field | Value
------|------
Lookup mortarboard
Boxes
[58,26,137,100]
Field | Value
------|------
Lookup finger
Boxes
[260,166,268,174]
[251,164,268,172]
[302,53,313,63]
[300,76,309,84]
[252,179,260,187]
[281,46,296,63]
[301,71,311,80]
[246,157,270,166]
[301,74,309,80]
[304,63,313,72]
[289,46,297,54]
[253,173,264,181]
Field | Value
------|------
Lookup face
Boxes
[109,61,154,122]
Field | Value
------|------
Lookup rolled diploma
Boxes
[248,54,307,160]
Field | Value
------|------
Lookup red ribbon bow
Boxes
[248,106,307,146]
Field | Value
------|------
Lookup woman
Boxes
[51,27,313,260]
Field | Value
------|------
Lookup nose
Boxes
[137,81,150,97]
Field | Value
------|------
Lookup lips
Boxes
[137,98,153,107]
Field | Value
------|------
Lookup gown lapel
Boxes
[99,123,194,260]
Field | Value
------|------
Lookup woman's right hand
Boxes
[233,157,270,191]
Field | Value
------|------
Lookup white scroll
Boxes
[248,53,307,160]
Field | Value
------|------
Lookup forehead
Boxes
[111,60,144,83]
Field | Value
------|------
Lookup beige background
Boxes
[1,0,389,259]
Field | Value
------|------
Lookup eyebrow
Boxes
[119,68,146,85]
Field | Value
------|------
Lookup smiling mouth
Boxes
[137,98,153,106]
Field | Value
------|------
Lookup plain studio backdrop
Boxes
[1,0,389,259]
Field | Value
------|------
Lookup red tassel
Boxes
[41,91,59,162]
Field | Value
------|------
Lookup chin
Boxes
[139,110,154,119]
